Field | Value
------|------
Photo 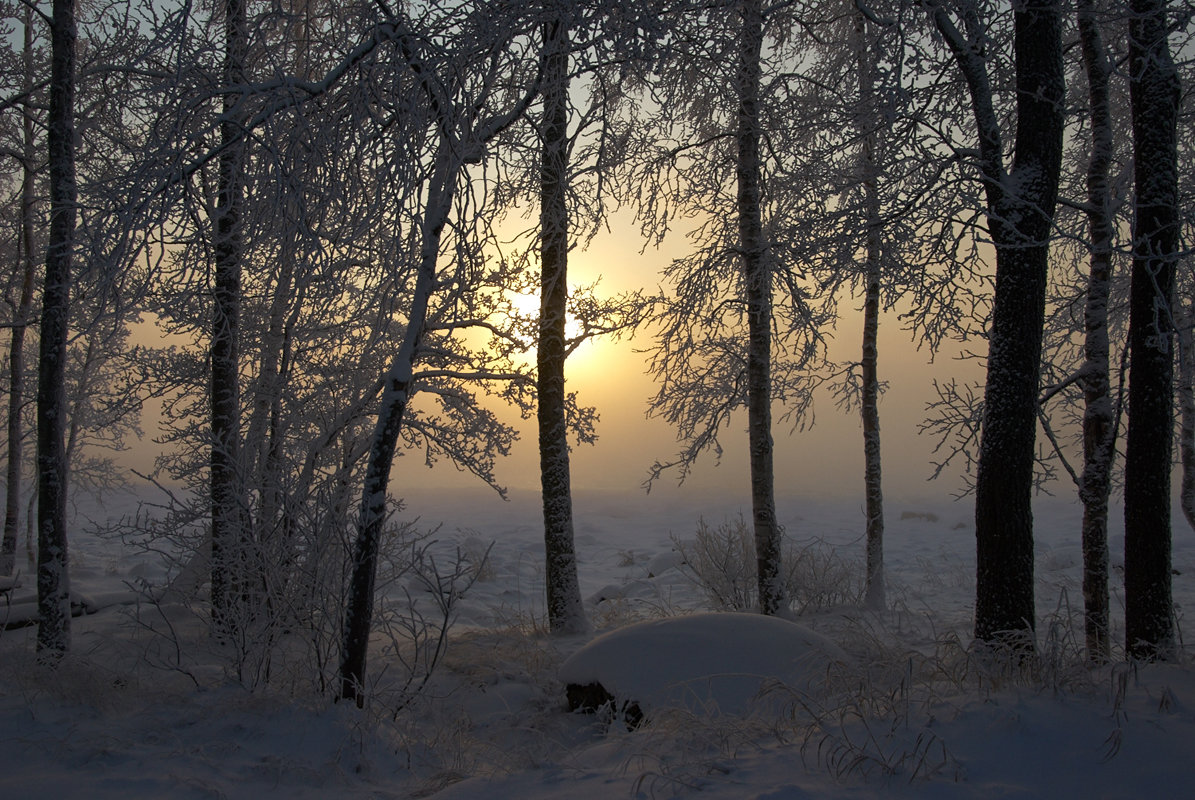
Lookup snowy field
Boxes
[2,485,1194,798]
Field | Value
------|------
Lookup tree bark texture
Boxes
[3,9,38,578]
[736,0,783,615]
[856,11,885,613]
[211,0,249,633]
[1124,0,1179,661]
[538,9,588,635]
[935,1,1064,648]
[1076,0,1115,663]
[339,151,453,706]
[36,0,77,659]
[1179,304,1195,535]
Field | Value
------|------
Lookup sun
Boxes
[506,290,589,357]
[509,290,587,346]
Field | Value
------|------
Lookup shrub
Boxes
[672,514,863,614]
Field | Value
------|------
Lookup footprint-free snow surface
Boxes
[559,612,849,717]
[2,486,1194,799]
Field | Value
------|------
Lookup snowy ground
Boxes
[2,486,1194,798]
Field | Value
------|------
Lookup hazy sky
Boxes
[397,210,988,506]
[122,214,989,513]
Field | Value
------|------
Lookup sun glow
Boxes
[505,289,594,366]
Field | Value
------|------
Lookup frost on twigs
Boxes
[671,514,863,614]
[113,500,477,708]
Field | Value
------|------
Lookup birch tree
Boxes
[786,2,994,612]
[930,0,1065,650]
[1179,297,1194,534]
[1074,0,1119,663]
[1034,0,1132,664]
[734,0,784,614]
[37,0,78,659]
[640,0,836,616]
[537,2,587,635]
[209,0,250,637]
[485,0,655,635]
[2,3,40,577]
[339,3,544,704]
[1124,0,1180,661]
[1,0,172,584]
[848,4,888,613]
[114,0,537,688]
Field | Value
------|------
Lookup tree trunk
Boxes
[3,8,38,578]
[934,1,1064,650]
[538,7,588,635]
[36,0,78,660]
[211,0,249,634]
[339,150,454,706]
[1076,0,1115,664]
[1124,0,1179,661]
[1179,304,1195,534]
[736,0,782,615]
[856,11,885,613]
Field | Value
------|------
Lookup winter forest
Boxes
[2,0,1195,797]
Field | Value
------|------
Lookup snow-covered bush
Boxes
[672,515,863,614]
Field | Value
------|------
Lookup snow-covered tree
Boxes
[1124,0,1180,661]
[854,7,887,613]
[1074,0,1121,663]
[0,0,173,584]
[207,0,250,638]
[733,0,784,614]
[36,0,78,660]
[640,0,842,616]
[482,0,657,635]
[338,2,545,704]
[2,2,40,577]
[537,1,588,635]
[930,0,1065,650]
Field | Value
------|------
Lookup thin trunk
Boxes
[251,2,311,551]
[539,8,588,635]
[3,9,38,577]
[37,0,77,660]
[1076,0,1114,663]
[737,0,782,615]
[211,0,249,633]
[246,233,298,580]
[339,150,454,706]
[25,490,35,563]
[1124,0,1179,661]
[857,11,885,613]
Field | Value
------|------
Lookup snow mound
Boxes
[559,612,849,718]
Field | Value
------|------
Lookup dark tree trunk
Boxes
[211,0,249,634]
[1124,0,1179,661]
[973,3,1064,649]
[1076,0,1115,664]
[933,1,1065,650]
[3,8,38,578]
[1179,304,1195,534]
[538,8,588,635]
[37,0,77,660]
[736,0,782,615]
[338,369,413,705]
[339,151,453,706]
